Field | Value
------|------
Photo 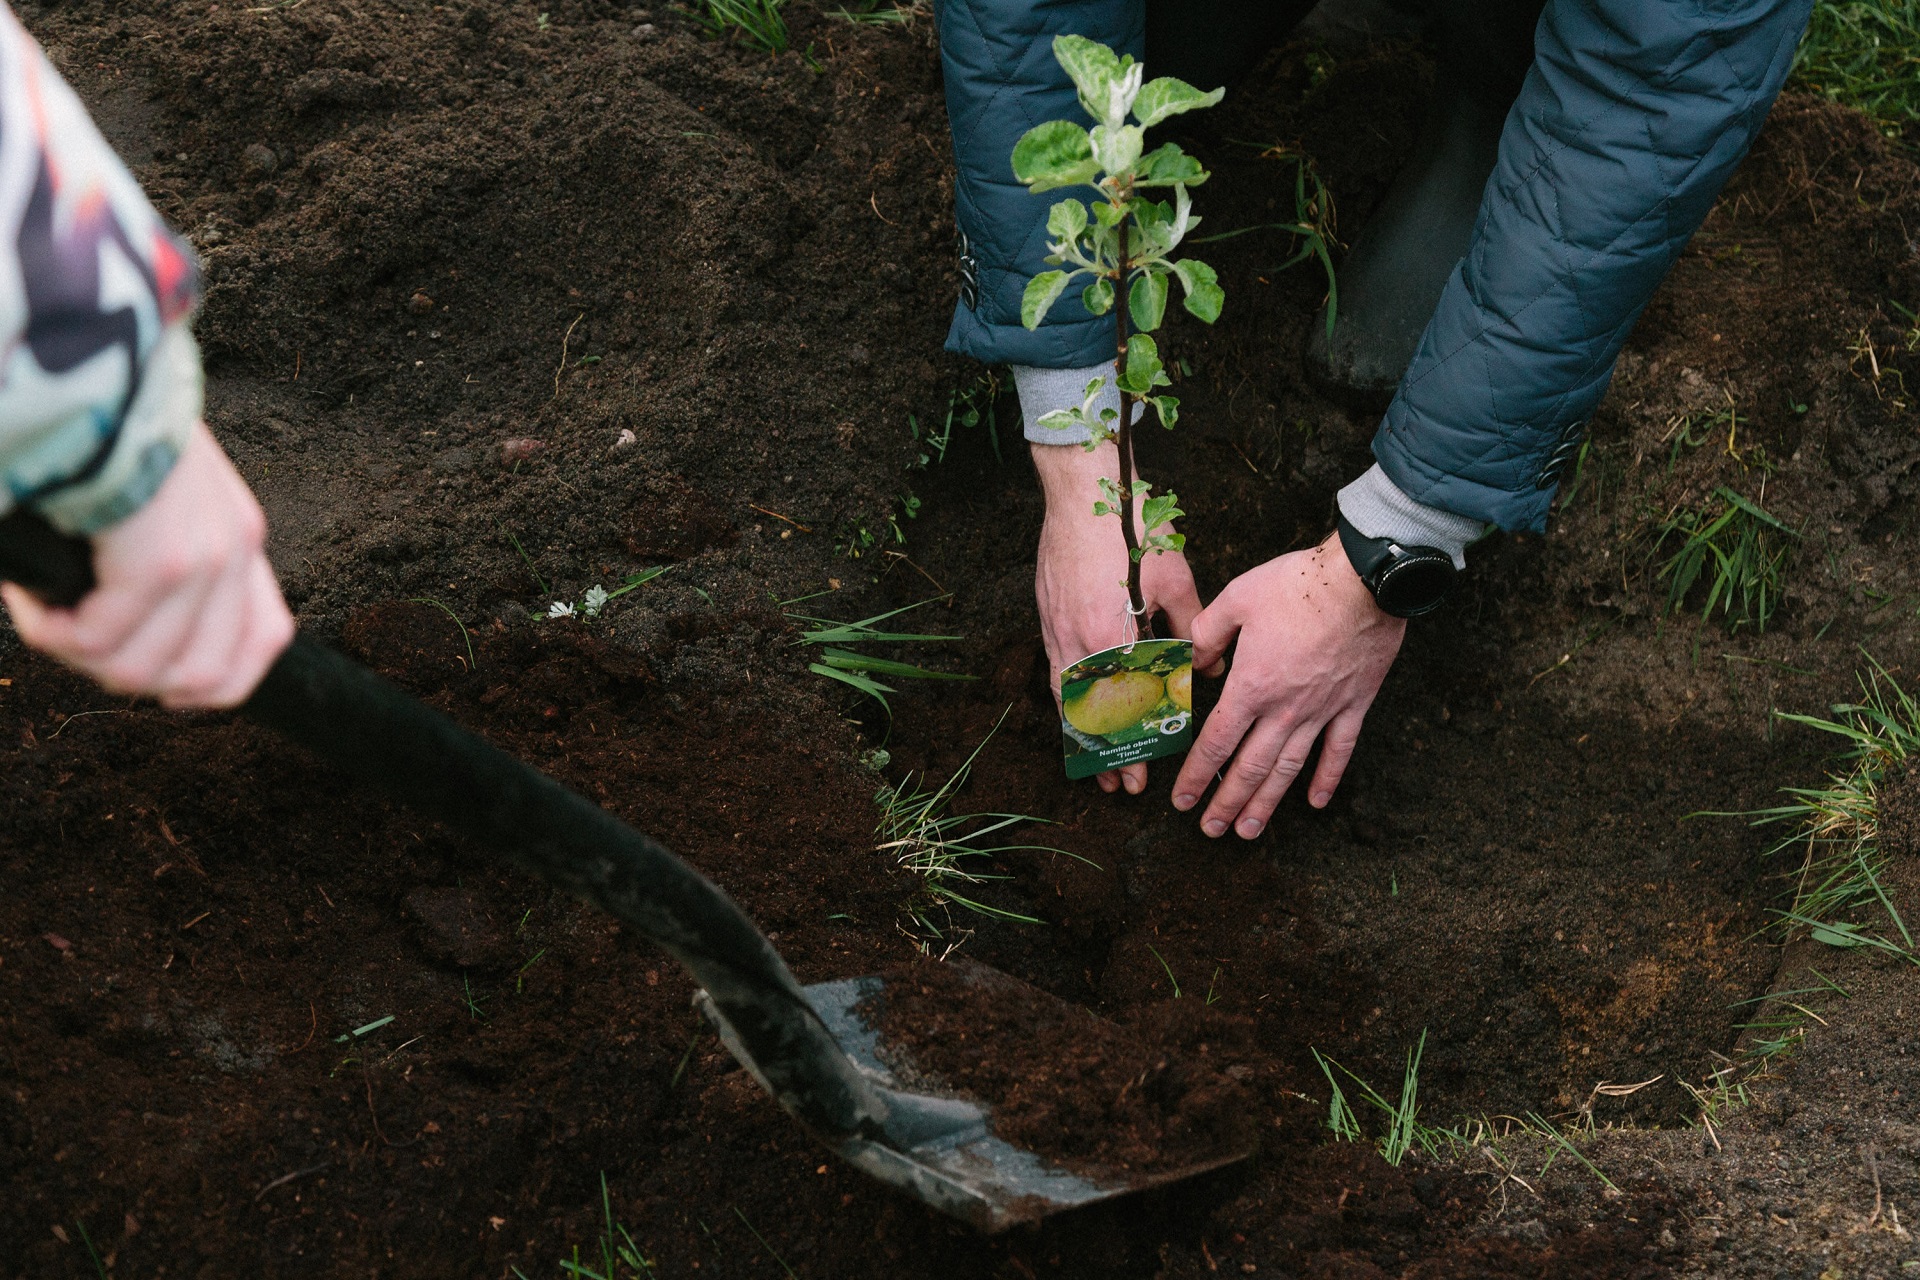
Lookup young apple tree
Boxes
[1013,35,1224,635]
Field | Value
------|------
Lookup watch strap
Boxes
[1335,512,1392,586]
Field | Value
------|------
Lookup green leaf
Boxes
[1128,271,1167,332]
[1021,270,1072,329]
[1150,394,1179,429]
[1140,490,1184,534]
[1134,142,1208,187]
[1132,198,1176,258]
[1052,35,1139,128]
[1052,35,1120,113]
[1082,277,1114,316]
[1046,199,1089,245]
[1092,200,1125,228]
[1089,123,1143,176]
[1171,258,1224,323]
[1012,120,1098,192]
[1131,77,1224,129]
[1035,407,1085,434]
[1117,333,1168,396]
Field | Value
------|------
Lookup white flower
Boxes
[582,585,610,618]
[547,601,576,619]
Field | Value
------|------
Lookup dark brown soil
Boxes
[2,3,1918,1278]
[861,957,1258,1175]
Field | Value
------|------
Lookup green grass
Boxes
[1310,1031,1440,1167]
[1731,656,1920,962]
[787,598,976,717]
[1794,1,1920,145]
[875,713,1092,939]
[692,0,788,52]
[512,1173,656,1279]
[1656,486,1797,631]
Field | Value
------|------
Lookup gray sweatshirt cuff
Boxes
[1336,464,1486,570]
[1012,363,1120,446]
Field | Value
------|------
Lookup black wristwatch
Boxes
[1335,513,1456,618]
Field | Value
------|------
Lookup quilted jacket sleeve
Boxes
[1373,0,1813,532]
[938,0,1143,369]
[0,3,203,536]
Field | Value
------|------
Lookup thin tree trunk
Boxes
[1112,220,1146,638]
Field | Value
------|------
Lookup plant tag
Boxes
[1059,638,1193,779]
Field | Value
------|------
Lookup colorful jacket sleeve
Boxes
[0,3,202,536]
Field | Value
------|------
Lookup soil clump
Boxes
[861,957,1258,1175]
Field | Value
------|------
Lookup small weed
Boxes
[875,712,1091,940]
[1656,486,1798,631]
[787,598,974,718]
[1525,1110,1619,1192]
[514,1172,655,1279]
[502,527,552,595]
[462,975,488,1022]
[912,370,1003,467]
[690,0,788,52]
[1196,145,1339,338]
[409,596,477,670]
[732,1208,798,1279]
[1205,965,1223,1006]
[669,1032,701,1089]
[545,566,671,624]
[516,949,547,994]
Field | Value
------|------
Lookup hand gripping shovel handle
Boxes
[0,510,889,1141]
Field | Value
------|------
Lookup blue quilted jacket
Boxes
[939,0,1813,531]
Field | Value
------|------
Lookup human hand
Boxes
[1172,533,1404,838]
[1032,439,1214,796]
[1,420,294,709]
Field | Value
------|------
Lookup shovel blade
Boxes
[699,970,1255,1232]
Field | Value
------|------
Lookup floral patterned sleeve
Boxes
[0,2,201,536]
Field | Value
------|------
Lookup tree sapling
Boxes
[1012,36,1225,636]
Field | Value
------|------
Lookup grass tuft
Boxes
[1655,485,1797,631]
[1310,1031,1442,1167]
[691,0,788,52]
[1794,1,1920,146]
[1730,655,1920,961]
[513,1172,656,1279]
[875,712,1093,943]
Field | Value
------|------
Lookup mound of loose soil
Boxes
[2,2,1918,1278]
[860,957,1257,1174]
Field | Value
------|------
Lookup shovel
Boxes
[0,510,1252,1231]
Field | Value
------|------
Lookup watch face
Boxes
[1375,554,1454,618]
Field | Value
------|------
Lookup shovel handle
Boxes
[0,509,886,1141]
